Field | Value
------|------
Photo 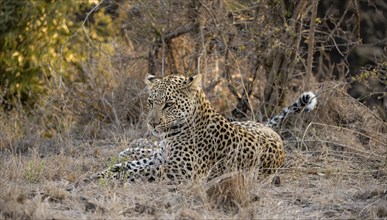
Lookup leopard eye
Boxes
[164,102,174,109]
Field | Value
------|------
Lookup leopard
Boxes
[94,74,317,183]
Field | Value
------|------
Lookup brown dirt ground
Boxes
[1,89,386,219]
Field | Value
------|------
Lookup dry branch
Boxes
[304,0,318,90]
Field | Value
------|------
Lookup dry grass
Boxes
[1,1,385,218]
[1,82,386,219]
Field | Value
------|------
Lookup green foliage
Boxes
[0,0,115,109]
[353,61,386,83]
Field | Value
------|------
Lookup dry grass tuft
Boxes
[205,171,250,211]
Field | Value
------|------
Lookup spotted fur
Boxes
[266,92,317,128]
[94,74,317,182]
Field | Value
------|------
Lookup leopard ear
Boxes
[186,74,202,91]
[144,74,159,89]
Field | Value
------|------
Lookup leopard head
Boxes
[144,74,202,136]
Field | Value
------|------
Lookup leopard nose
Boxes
[148,111,162,128]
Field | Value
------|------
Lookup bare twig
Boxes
[304,0,318,90]
[352,0,361,42]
